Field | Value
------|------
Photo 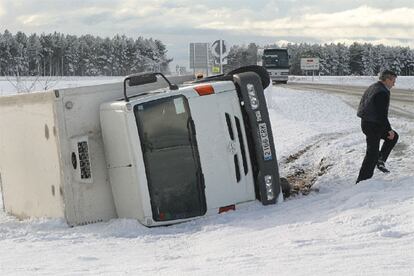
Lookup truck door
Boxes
[218,92,255,203]
[189,91,255,209]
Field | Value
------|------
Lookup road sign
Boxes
[211,40,228,58]
[301,58,320,70]
[189,43,209,69]
[212,66,220,73]
[211,39,228,73]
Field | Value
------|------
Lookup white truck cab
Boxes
[100,66,282,226]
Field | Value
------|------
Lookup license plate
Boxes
[258,123,272,161]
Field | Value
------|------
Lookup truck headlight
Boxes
[247,84,259,110]
[255,111,262,122]
[265,175,274,200]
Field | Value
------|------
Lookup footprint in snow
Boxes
[379,230,406,238]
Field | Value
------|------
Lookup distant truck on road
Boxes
[258,48,290,84]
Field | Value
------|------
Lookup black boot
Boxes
[376,160,390,173]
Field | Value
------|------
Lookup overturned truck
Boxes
[0,66,283,227]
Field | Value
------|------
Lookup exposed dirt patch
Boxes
[286,158,332,196]
[283,151,333,198]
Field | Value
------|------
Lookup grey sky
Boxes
[1,0,413,69]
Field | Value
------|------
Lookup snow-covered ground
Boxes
[0,78,413,275]
[289,75,414,90]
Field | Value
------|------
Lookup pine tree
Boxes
[362,44,375,75]
[337,43,351,75]
[27,34,43,75]
[349,42,364,75]
[0,30,14,75]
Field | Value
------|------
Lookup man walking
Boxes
[356,70,399,184]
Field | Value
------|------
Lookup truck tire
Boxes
[280,177,291,198]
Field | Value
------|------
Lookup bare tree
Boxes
[4,68,60,93]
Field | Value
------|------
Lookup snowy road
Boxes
[285,82,414,120]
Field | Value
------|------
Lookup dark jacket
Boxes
[357,81,391,131]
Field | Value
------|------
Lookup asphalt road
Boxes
[281,82,414,120]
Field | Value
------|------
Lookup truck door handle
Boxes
[71,152,77,170]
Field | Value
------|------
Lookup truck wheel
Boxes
[280,177,291,198]
[227,65,271,89]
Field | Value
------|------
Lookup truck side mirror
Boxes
[123,72,178,102]
[128,73,157,86]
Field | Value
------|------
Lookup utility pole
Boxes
[219,39,223,74]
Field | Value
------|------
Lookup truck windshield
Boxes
[134,95,206,221]
[263,49,289,69]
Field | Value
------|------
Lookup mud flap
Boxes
[232,72,281,205]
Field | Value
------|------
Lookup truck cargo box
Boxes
[0,76,193,225]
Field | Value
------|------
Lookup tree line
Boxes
[0,30,172,77]
[224,42,414,76]
[2,29,413,77]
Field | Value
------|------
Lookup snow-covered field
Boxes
[0,76,123,96]
[0,78,413,275]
